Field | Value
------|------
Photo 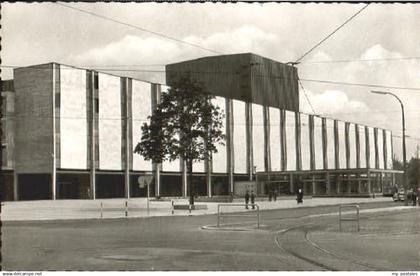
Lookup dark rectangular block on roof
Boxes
[165,53,299,111]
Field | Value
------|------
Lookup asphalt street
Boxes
[2,201,419,271]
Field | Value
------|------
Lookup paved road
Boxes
[2,201,419,271]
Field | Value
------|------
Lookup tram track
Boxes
[274,222,384,271]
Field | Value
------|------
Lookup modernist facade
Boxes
[0,53,400,201]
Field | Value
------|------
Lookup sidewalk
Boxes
[0,196,393,222]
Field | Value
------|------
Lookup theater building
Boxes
[0,53,401,201]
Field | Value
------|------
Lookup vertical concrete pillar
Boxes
[392,172,395,186]
[379,173,383,193]
[345,123,350,169]
[358,174,362,194]
[295,112,302,171]
[264,106,271,172]
[309,115,315,171]
[367,170,372,194]
[181,160,187,197]
[374,128,379,169]
[151,84,161,197]
[226,99,234,194]
[365,126,370,169]
[290,173,294,194]
[246,103,253,181]
[122,78,130,199]
[13,171,18,200]
[51,63,57,200]
[154,164,161,197]
[326,172,331,195]
[355,124,360,169]
[337,174,342,194]
[87,71,96,200]
[206,158,212,197]
[334,120,340,170]
[280,110,287,171]
[322,118,328,170]
[312,175,316,195]
[347,174,352,194]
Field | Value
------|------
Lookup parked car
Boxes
[393,189,405,202]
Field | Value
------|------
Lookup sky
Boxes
[1,2,419,160]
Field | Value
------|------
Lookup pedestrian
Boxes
[412,190,417,207]
[297,188,303,204]
[245,190,250,209]
[273,189,278,201]
[251,190,256,209]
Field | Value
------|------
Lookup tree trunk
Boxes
[187,159,194,205]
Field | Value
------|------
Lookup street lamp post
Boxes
[371,90,408,205]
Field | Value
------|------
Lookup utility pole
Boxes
[371,91,408,206]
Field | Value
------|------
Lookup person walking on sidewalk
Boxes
[251,190,256,209]
[245,190,250,209]
[273,189,278,201]
[297,188,303,204]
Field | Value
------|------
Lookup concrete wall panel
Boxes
[132,80,153,171]
[348,124,357,169]
[359,125,367,168]
[252,104,264,172]
[377,129,385,169]
[14,64,54,174]
[160,86,180,172]
[337,121,346,169]
[313,117,323,170]
[386,130,393,169]
[285,111,296,171]
[60,66,87,169]
[368,127,375,168]
[269,107,281,171]
[300,114,310,170]
[98,73,122,170]
[233,100,247,173]
[325,119,335,169]
[212,97,227,173]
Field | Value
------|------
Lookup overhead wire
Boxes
[54,2,222,55]
[294,4,370,63]
[2,64,420,92]
[300,57,420,64]
[298,77,316,114]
